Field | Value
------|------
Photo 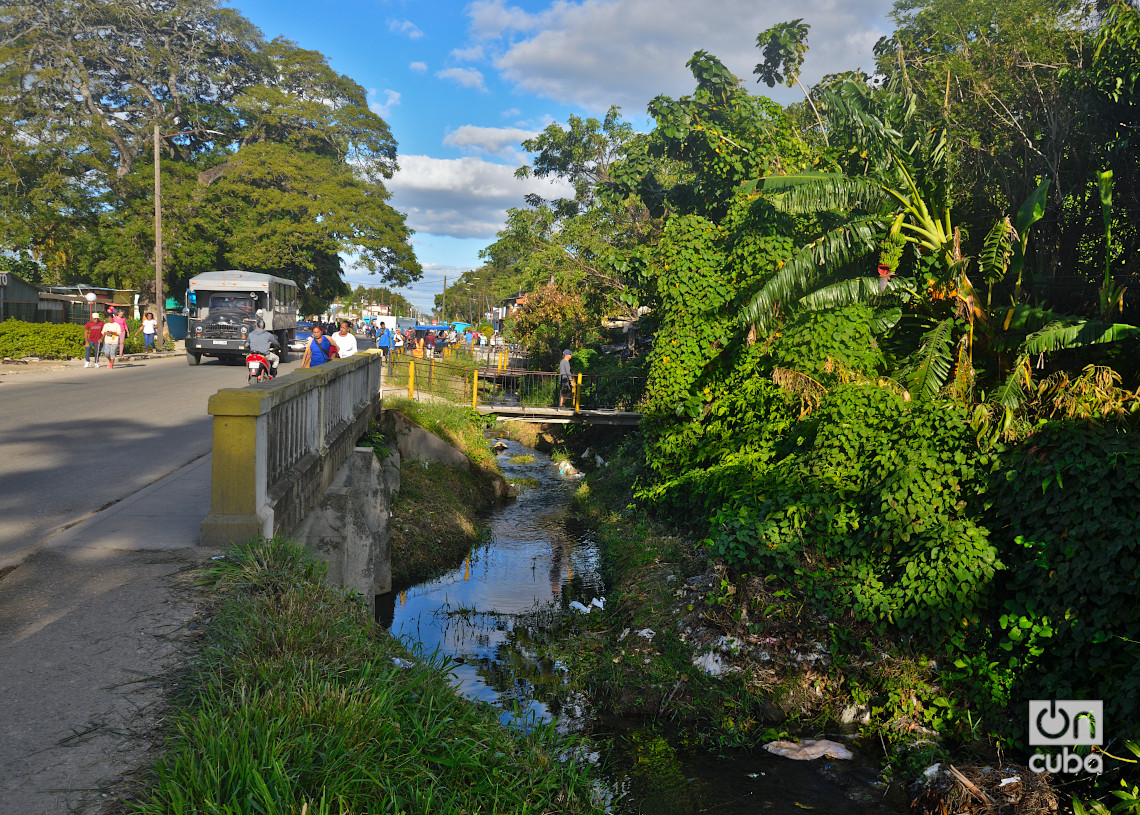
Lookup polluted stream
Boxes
[380,437,906,814]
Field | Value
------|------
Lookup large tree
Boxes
[0,0,420,307]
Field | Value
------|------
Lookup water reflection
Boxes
[385,437,601,726]
[382,436,906,814]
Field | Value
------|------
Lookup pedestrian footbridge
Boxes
[381,352,643,426]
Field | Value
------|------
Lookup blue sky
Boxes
[230,0,896,313]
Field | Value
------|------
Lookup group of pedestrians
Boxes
[82,309,159,369]
[300,320,359,368]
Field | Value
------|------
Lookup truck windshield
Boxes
[208,295,256,312]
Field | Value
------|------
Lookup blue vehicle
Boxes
[290,320,314,352]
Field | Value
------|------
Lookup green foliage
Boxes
[508,282,597,369]
[0,320,84,358]
[701,382,999,641]
[988,423,1140,731]
[770,304,886,378]
[0,0,419,301]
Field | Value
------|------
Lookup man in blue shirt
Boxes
[376,321,394,375]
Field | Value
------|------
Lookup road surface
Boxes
[0,352,305,566]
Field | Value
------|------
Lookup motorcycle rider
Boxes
[247,318,280,378]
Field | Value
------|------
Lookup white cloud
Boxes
[436,67,487,91]
[451,44,485,61]
[389,155,574,240]
[368,89,401,117]
[388,18,424,39]
[501,107,521,118]
[468,0,892,111]
[443,125,537,160]
[468,0,540,39]
[409,61,428,72]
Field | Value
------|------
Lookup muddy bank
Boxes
[367,405,510,586]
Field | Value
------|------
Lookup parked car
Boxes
[290,321,313,351]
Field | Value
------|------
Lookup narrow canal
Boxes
[380,437,905,814]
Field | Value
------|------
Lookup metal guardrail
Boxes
[381,349,645,414]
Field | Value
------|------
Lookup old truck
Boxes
[184,270,298,365]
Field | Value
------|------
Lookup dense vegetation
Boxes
[480,0,1140,795]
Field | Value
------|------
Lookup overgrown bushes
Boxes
[638,297,1140,751]
[0,320,84,358]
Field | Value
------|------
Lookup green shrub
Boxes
[988,422,1140,738]
[0,320,85,358]
[705,382,1000,642]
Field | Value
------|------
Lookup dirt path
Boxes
[0,547,204,813]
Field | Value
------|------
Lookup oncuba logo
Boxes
[1029,700,1103,774]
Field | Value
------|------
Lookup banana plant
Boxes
[739,79,971,335]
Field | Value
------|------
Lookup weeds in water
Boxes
[130,537,602,815]
[508,454,536,464]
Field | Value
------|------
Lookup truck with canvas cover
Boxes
[184,270,298,365]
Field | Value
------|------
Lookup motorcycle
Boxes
[246,353,273,383]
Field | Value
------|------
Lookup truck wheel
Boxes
[186,351,201,366]
[277,332,290,363]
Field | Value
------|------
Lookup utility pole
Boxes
[153,123,164,340]
[442,274,447,322]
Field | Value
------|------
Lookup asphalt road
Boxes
[0,350,309,564]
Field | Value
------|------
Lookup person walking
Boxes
[135,312,158,351]
[101,315,124,368]
[302,324,333,368]
[109,308,128,355]
[558,348,573,408]
[376,321,394,375]
[330,320,358,358]
[83,312,104,368]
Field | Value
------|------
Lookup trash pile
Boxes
[911,763,1058,815]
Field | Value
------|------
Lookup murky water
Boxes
[382,437,906,814]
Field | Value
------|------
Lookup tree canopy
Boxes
[0,0,420,310]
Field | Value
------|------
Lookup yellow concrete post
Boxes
[199,388,271,545]
[574,373,582,414]
[408,359,415,399]
[430,358,434,385]
[472,369,479,409]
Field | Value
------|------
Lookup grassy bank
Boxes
[365,398,503,586]
[128,537,602,814]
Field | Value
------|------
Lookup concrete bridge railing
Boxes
[200,352,383,546]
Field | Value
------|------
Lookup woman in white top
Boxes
[135,312,158,350]
[330,320,358,357]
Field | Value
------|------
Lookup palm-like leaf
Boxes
[901,318,955,401]
[991,353,1030,410]
[797,276,909,312]
[978,217,1016,285]
[739,217,883,332]
[1021,320,1140,354]
[763,174,891,215]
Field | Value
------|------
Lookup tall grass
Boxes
[130,537,601,815]
[382,395,498,470]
